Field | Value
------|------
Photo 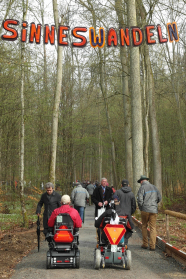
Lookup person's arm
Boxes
[48,210,57,228]
[74,212,82,228]
[91,188,99,206]
[104,187,112,205]
[71,189,75,203]
[131,194,136,215]
[137,187,144,210]
[86,189,89,199]
[57,193,61,207]
[156,188,162,203]
[36,194,44,214]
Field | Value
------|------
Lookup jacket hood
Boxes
[121,186,132,193]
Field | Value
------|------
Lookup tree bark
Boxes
[20,0,28,228]
[115,0,133,186]
[49,0,63,186]
[127,0,144,196]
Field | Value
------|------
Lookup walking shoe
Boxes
[150,248,155,251]
[141,245,148,249]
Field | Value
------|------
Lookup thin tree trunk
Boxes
[127,0,143,196]
[49,0,63,186]
[142,54,149,177]
[20,0,28,227]
[99,53,118,187]
[98,103,102,182]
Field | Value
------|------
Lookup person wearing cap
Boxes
[36,182,61,235]
[71,182,89,222]
[137,175,162,251]
[48,195,82,229]
[115,179,136,245]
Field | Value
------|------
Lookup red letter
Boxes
[120,28,130,46]
[58,26,69,46]
[132,27,143,46]
[107,28,118,47]
[21,21,28,42]
[29,23,41,44]
[72,27,87,47]
[145,25,156,45]
[157,25,168,44]
[44,25,55,45]
[1,19,19,41]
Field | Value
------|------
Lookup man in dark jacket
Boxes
[92,177,112,217]
[137,175,162,251]
[36,182,61,235]
[115,179,136,244]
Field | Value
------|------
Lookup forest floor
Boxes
[0,192,186,278]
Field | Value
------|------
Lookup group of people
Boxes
[36,175,161,251]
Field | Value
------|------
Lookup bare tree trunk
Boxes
[142,54,149,177]
[115,0,133,186]
[98,108,102,182]
[40,0,47,91]
[127,0,143,196]
[20,0,28,227]
[99,53,118,187]
[49,0,63,186]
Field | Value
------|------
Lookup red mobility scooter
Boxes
[46,213,80,269]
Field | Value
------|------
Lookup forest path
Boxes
[10,206,186,279]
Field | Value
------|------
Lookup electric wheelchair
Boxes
[94,212,132,270]
[46,213,80,269]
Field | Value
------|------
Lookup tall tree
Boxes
[20,0,29,227]
[127,0,143,195]
[115,0,133,186]
[49,0,63,186]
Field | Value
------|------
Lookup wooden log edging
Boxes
[132,216,186,266]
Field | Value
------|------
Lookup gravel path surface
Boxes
[10,206,186,279]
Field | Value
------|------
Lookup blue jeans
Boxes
[74,206,84,222]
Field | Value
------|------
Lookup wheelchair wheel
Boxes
[76,255,80,269]
[125,250,131,270]
[46,255,51,269]
[94,249,101,270]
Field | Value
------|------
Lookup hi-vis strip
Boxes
[1,20,179,47]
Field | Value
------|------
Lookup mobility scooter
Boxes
[94,213,132,270]
[46,213,80,269]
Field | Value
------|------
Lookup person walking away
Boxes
[115,179,136,246]
[36,182,61,235]
[137,175,162,251]
[71,182,89,222]
[86,181,95,205]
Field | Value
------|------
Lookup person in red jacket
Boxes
[48,195,82,229]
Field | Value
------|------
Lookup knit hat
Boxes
[61,195,70,204]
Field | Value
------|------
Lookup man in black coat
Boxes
[36,182,61,235]
[92,177,112,217]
